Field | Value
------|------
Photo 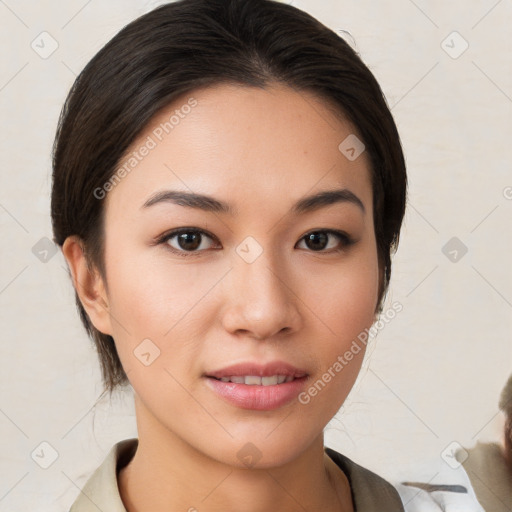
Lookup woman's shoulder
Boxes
[69,438,138,512]
[325,447,405,511]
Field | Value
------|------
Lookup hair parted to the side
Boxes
[51,0,407,396]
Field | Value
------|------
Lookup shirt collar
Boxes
[325,447,405,511]
[70,438,137,511]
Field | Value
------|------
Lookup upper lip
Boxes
[205,361,308,379]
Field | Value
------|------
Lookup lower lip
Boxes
[205,376,308,411]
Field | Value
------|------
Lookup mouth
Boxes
[204,361,309,411]
[208,374,304,385]
[205,360,308,380]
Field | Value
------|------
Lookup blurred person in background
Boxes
[460,374,512,511]
[396,374,512,511]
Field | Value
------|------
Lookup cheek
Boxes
[280,260,378,443]
[302,250,379,395]
[106,248,207,330]
[305,250,379,340]
[104,250,224,373]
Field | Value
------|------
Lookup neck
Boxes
[118,396,353,512]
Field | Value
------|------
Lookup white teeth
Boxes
[262,375,278,386]
[216,374,294,385]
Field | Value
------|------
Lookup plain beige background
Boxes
[0,0,511,510]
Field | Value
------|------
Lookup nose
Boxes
[220,247,302,341]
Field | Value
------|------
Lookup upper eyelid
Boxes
[159,227,348,240]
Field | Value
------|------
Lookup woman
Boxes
[51,0,408,510]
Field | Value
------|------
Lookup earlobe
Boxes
[61,235,113,336]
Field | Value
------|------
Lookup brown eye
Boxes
[297,230,354,253]
[304,232,329,251]
[158,228,355,258]
[160,229,218,257]
[174,232,203,251]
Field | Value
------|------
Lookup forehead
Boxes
[105,82,372,218]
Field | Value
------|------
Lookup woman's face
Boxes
[96,83,380,467]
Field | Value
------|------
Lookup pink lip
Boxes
[205,361,308,379]
[204,361,309,411]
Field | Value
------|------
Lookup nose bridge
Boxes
[221,238,301,339]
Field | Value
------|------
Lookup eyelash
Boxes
[155,227,356,258]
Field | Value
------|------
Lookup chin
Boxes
[205,429,318,470]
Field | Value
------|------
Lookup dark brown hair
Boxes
[51,0,407,396]
[499,375,512,468]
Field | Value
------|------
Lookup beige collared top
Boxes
[69,438,405,511]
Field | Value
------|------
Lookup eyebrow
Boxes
[141,188,365,215]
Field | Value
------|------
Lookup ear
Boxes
[62,235,113,336]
